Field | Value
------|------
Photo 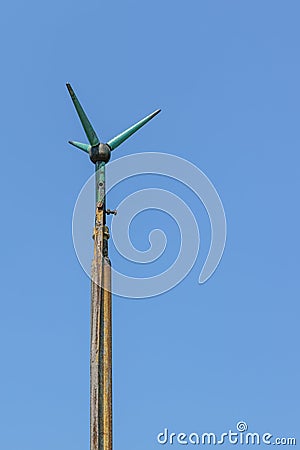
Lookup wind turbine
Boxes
[66,83,160,450]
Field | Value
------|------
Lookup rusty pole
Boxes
[90,163,112,450]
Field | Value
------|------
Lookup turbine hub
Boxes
[89,143,111,164]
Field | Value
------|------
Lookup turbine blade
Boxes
[69,141,90,153]
[66,83,100,146]
[107,109,161,151]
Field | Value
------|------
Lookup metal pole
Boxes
[90,162,112,450]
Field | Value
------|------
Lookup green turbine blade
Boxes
[107,109,161,151]
[66,83,100,146]
[69,141,90,153]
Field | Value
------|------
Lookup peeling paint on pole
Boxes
[90,196,112,450]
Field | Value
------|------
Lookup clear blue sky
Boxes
[0,1,299,449]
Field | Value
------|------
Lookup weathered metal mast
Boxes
[66,83,160,450]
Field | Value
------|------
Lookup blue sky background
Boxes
[0,1,299,449]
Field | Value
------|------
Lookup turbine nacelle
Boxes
[66,83,160,165]
[90,143,111,164]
